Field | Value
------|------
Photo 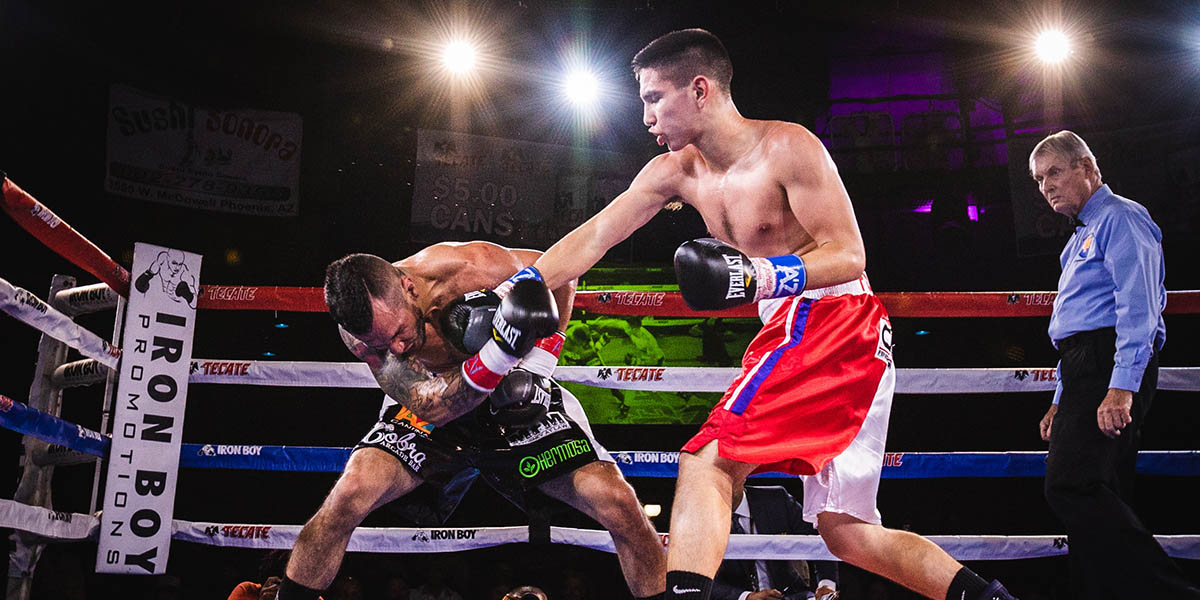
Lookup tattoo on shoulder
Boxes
[372,355,484,424]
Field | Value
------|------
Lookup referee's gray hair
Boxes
[1029,130,1101,178]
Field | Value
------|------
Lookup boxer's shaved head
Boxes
[324,253,407,335]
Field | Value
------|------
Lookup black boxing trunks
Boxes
[354,380,612,515]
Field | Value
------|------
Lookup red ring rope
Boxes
[6,175,1199,318]
[2,177,131,296]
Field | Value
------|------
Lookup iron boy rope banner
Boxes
[97,243,201,574]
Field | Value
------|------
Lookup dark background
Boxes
[2,1,1199,598]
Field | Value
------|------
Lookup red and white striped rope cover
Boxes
[188,286,1200,318]
[1,499,1196,560]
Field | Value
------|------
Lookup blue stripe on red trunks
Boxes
[728,297,813,415]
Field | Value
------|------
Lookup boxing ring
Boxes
[3,174,1200,588]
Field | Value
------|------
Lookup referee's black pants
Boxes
[1045,328,1199,598]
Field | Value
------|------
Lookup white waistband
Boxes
[758,273,873,322]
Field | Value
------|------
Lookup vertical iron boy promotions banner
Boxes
[105,84,302,216]
[97,243,201,574]
[411,129,638,249]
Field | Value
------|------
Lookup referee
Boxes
[1029,130,1199,598]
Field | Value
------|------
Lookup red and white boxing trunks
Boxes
[683,274,894,477]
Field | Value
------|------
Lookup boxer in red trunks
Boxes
[526,28,1017,600]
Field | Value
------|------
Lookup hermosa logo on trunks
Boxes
[506,412,570,447]
[518,439,592,478]
[363,423,427,472]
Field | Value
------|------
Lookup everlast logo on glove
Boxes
[493,313,520,348]
[724,255,746,300]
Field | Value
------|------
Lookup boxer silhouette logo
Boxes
[134,249,198,308]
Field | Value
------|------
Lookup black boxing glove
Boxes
[175,281,194,304]
[673,238,806,311]
[492,279,558,356]
[135,269,154,293]
[488,368,553,426]
[440,289,501,354]
[460,279,559,392]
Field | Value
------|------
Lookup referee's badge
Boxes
[1078,233,1095,259]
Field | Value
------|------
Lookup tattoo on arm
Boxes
[372,355,486,425]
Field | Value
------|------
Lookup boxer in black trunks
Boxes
[278,242,665,600]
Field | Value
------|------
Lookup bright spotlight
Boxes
[1035,30,1071,64]
[442,40,477,75]
[643,504,662,518]
[563,69,600,108]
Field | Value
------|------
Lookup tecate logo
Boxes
[220,525,271,539]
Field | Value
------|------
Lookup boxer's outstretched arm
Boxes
[534,154,679,290]
[779,127,866,289]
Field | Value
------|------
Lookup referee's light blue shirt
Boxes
[1049,185,1166,404]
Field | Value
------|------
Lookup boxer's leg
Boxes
[665,441,757,591]
[282,448,422,598]
[540,461,666,598]
[817,511,962,599]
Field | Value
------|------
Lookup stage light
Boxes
[643,504,662,518]
[1035,30,1071,64]
[563,69,600,108]
[442,39,477,75]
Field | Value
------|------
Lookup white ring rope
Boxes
[186,360,1200,394]
[3,499,1197,561]
[37,354,1200,393]
[0,277,119,369]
